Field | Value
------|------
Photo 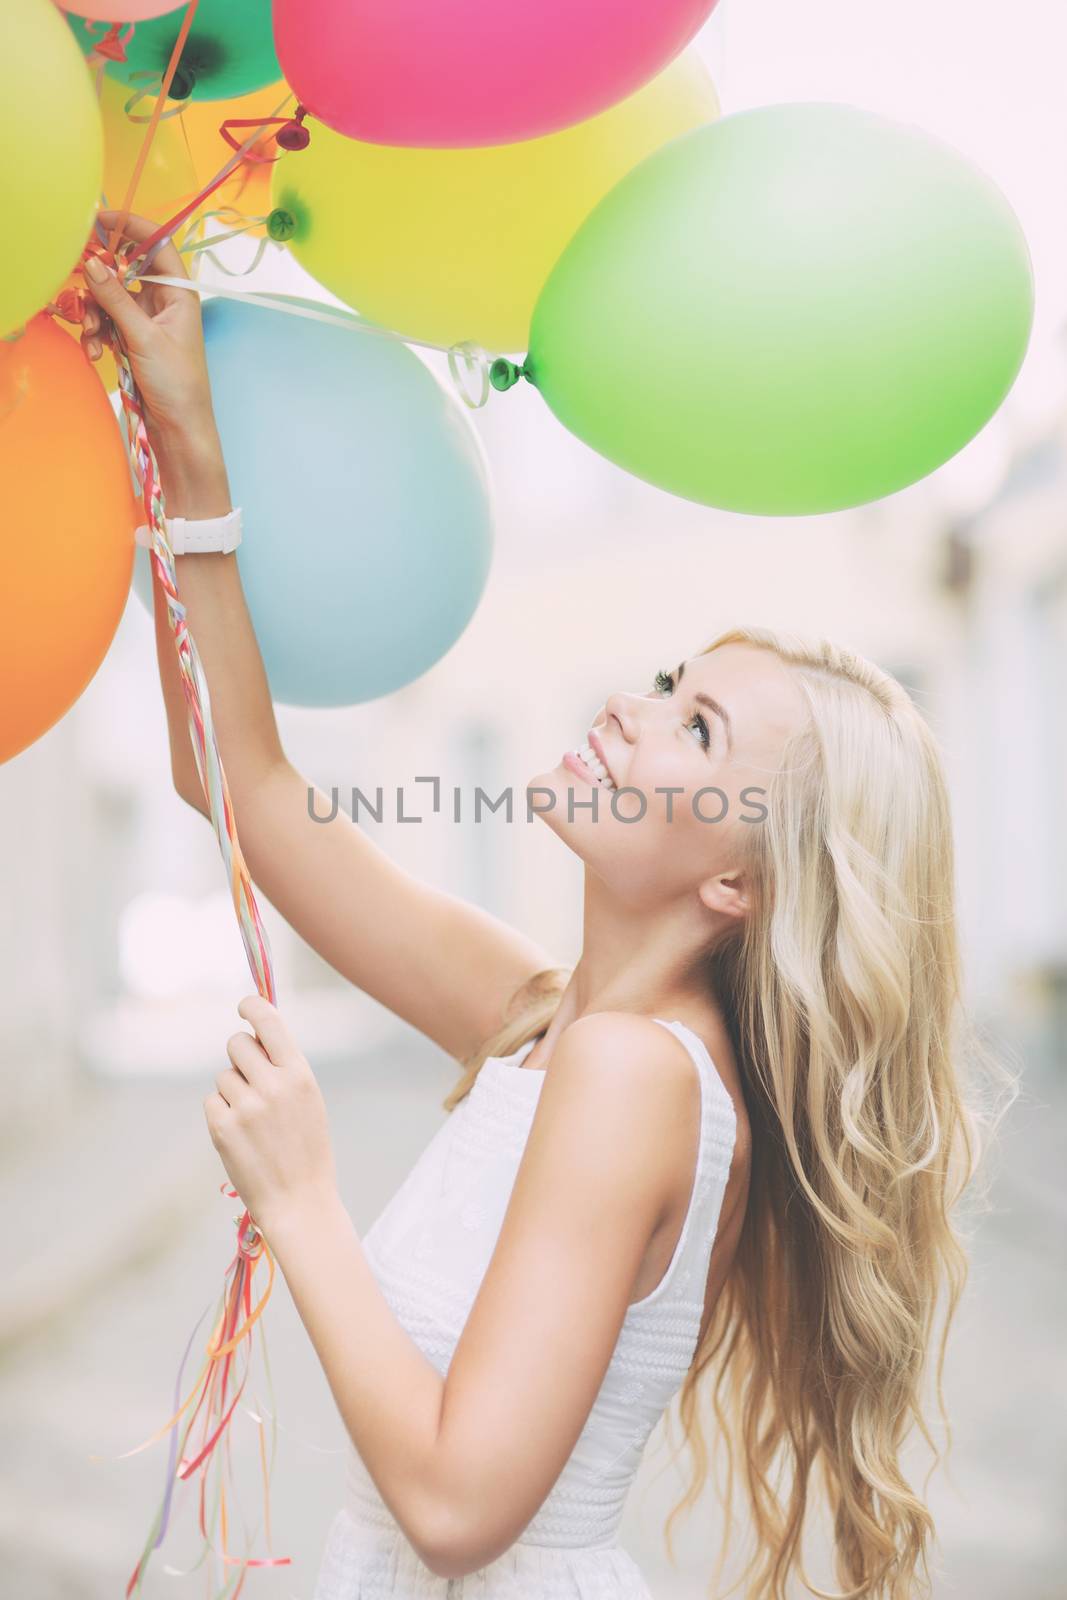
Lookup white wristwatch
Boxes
[134,507,243,554]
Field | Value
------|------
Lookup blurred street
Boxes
[1,1012,1063,1600]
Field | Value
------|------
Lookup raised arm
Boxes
[82,214,557,1065]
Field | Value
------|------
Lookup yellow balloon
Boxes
[0,0,103,336]
[100,76,198,221]
[271,51,718,354]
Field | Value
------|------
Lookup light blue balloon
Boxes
[132,298,493,705]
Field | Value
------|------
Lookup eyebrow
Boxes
[676,660,733,754]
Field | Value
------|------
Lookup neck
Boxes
[541,871,724,1048]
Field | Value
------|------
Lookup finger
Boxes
[237,995,301,1068]
[203,1091,229,1143]
[97,209,190,282]
[226,1029,274,1092]
[81,256,154,349]
[215,1064,254,1109]
[80,295,115,344]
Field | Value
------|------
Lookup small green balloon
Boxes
[71,0,279,102]
[527,103,1034,515]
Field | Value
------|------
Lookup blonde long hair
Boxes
[442,626,1017,1600]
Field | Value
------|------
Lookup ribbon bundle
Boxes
[68,5,294,1593]
[56,8,502,1586]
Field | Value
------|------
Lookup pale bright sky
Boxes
[694,0,1067,509]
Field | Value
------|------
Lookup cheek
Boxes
[612,757,716,852]
[624,743,690,800]
[623,752,736,858]
[626,744,728,814]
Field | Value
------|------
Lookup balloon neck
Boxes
[276,106,311,152]
[267,208,298,242]
[52,287,88,326]
[170,63,197,101]
[489,357,534,392]
[85,21,134,65]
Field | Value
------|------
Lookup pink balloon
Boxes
[273,0,720,148]
[59,2,180,19]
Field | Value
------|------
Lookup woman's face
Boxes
[531,643,808,915]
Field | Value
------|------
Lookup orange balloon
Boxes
[54,286,121,394]
[0,315,137,764]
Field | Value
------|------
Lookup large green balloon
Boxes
[70,0,279,101]
[526,103,1034,515]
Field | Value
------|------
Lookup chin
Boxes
[527,762,564,815]
[527,763,579,837]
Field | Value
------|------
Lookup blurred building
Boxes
[2,219,1065,1600]
[3,359,1066,1110]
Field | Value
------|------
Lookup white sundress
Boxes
[312,1017,738,1599]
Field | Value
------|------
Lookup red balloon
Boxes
[59,3,181,20]
[274,0,720,148]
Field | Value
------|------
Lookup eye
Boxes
[652,669,711,750]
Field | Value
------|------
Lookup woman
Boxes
[81,214,1010,1600]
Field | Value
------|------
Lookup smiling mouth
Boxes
[569,742,616,790]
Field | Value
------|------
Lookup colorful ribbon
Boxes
[64,7,299,1592]
[105,301,290,1599]
[48,9,499,1583]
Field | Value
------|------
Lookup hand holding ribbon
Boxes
[205,996,340,1245]
[80,209,219,450]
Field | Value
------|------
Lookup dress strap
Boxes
[622,1018,736,1313]
[651,1018,736,1124]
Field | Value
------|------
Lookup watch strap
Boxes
[134,506,242,554]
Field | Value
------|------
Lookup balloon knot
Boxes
[267,207,298,242]
[170,63,197,101]
[51,287,87,325]
[489,357,532,392]
[85,20,134,65]
[276,105,311,152]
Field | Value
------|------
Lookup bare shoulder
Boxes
[536,1013,703,1166]
[551,1010,701,1086]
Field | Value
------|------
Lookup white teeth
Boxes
[574,743,616,789]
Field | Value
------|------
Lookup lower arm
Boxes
[148,423,286,804]
[263,1195,455,1570]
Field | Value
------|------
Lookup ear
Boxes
[698,870,750,923]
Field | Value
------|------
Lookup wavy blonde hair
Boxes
[442,625,1017,1600]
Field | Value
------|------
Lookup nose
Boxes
[602,690,645,744]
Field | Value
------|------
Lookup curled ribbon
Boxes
[120,71,195,121]
[130,266,497,408]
